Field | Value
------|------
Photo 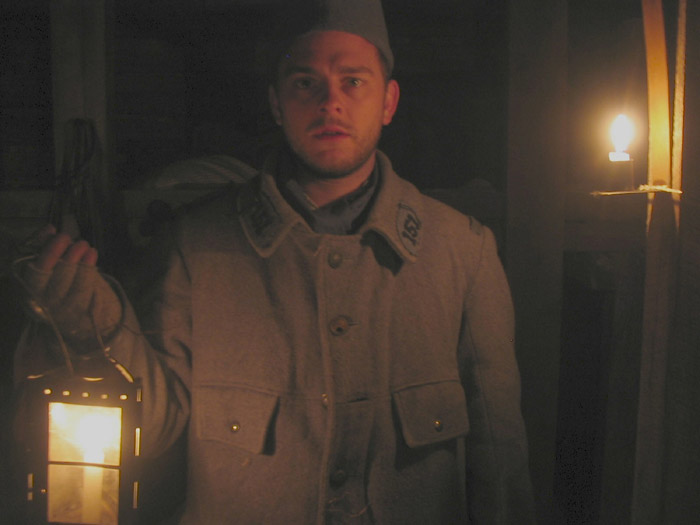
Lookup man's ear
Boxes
[268,85,282,126]
[382,79,400,126]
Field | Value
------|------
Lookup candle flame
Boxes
[48,402,122,466]
[610,114,634,153]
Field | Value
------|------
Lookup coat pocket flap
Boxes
[393,381,469,448]
[195,385,279,454]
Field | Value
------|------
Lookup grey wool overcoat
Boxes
[101,151,533,523]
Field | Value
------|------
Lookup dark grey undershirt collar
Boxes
[277,150,379,235]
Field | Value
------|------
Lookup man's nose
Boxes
[319,81,342,113]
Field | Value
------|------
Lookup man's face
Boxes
[269,30,399,179]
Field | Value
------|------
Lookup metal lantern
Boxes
[17,353,141,525]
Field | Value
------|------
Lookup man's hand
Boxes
[34,224,98,270]
[18,224,122,341]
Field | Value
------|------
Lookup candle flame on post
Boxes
[609,114,634,162]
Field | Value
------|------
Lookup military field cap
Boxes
[270,0,394,76]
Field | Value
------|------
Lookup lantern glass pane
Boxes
[47,464,119,524]
[48,402,122,466]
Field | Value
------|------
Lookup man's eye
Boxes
[292,78,314,89]
[347,78,364,87]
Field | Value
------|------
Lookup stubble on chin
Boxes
[287,129,382,181]
[293,149,376,180]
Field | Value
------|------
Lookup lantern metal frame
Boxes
[18,353,142,525]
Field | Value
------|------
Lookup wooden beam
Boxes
[632,191,678,525]
[661,2,700,521]
[631,1,681,523]
[641,0,671,187]
[671,0,687,192]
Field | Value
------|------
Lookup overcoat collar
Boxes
[237,150,424,262]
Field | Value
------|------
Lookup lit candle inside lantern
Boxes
[48,402,122,524]
[83,464,103,523]
[609,114,634,162]
[78,409,121,523]
[78,417,106,524]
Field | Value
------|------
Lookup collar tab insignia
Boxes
[396,203,422,257]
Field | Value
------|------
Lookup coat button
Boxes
[321,393,329,407]
[329,316,351,336]
[433,419,443,432]
[329,469,348,488]
[328,252,343,268]
[231,421,241,432]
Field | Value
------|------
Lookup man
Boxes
[16,1,534,522]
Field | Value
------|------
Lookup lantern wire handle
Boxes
[11,254,76,375]
[10,254,101,377]
[11,248,145,381]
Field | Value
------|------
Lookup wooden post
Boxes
[640,0,672,188]
[631,1,680,523]
[670,0,687,193]
[660,2,700,521]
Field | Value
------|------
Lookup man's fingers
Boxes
[35,233,73,271]
[80,246,99,266]
[63,240,93,265]
[34,235,98,270]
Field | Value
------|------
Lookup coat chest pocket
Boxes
[195,385,279,454]
[392,380,470,447]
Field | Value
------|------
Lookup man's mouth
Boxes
[309,121,351,139]
[313,128,349,139]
